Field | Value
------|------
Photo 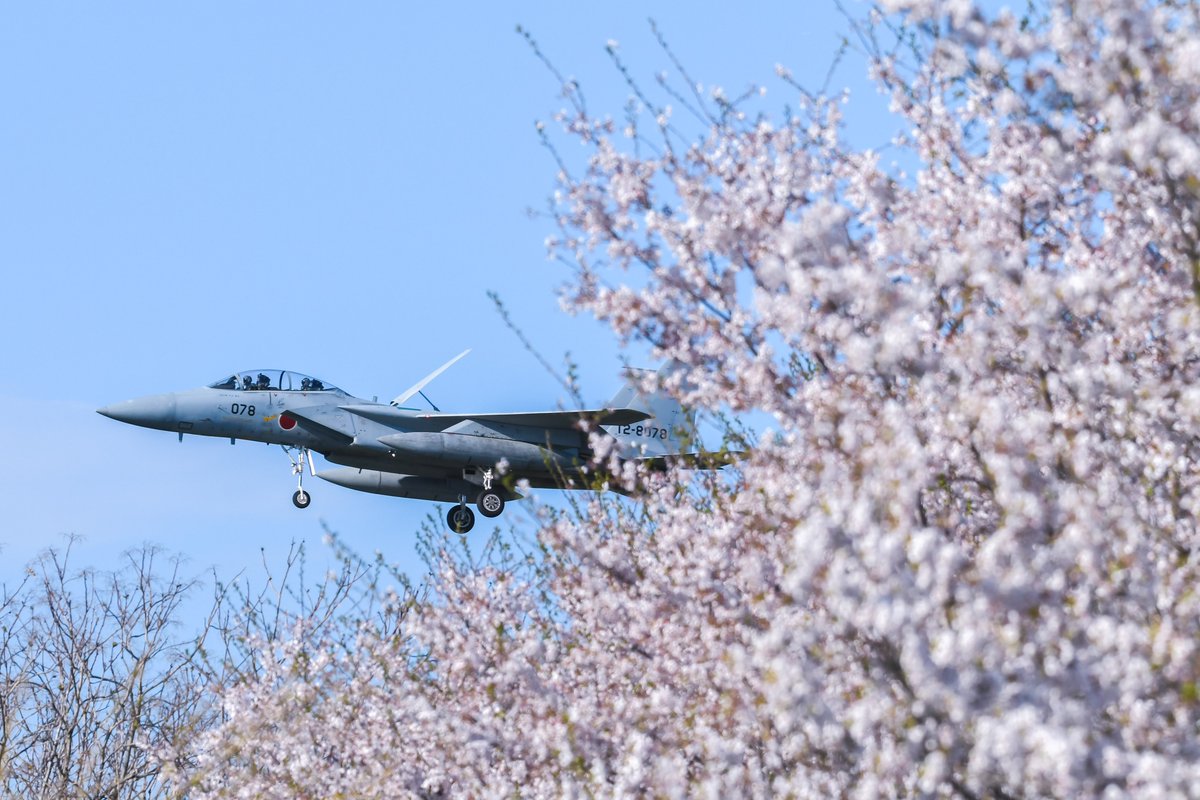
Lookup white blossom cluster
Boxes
[168,1,1200,797]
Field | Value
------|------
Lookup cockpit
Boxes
[207,370,341,393]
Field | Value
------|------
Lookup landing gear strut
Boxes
[476,468,505,518]
[285,446,316,510]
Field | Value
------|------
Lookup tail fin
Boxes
[604,362,696,459]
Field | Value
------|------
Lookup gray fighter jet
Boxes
[97,353,697,533]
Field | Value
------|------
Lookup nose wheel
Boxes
[447,503,475,534]
[284,446,316,510]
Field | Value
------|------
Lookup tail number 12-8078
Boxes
[618,424,667,440]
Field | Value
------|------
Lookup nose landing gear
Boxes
[284,446,316,509]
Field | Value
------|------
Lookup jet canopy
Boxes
[208,370,341,393]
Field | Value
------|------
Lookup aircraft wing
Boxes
[417,408,652,429]
[340,404,650,431]
[339,405,415,426]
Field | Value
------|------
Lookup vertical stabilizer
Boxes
[604,362,696,459]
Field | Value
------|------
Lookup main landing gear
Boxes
[285,446,316,509]
[446,469,506,534]
[447,504,475,534]
[477,489,504,517]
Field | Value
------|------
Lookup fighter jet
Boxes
[97,353,699,533]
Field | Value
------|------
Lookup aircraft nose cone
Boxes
[96,394,178,431]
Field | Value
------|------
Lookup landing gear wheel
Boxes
[477,489,505,518]
[292,489,311,509]
[447,504,475,534]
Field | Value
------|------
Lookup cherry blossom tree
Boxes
[0,543,213,799]
[168,1,1200,797]
[0,539,375,799]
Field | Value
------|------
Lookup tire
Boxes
[477,489,505,518]
[447,505,475,534]
[293,489,311,509]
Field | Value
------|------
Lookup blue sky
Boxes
[0,3,887,588]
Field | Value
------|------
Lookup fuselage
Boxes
[98,365,688,531]
[97,371,592,489]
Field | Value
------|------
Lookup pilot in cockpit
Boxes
[256,373,271,390]
[242,375,254,391]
